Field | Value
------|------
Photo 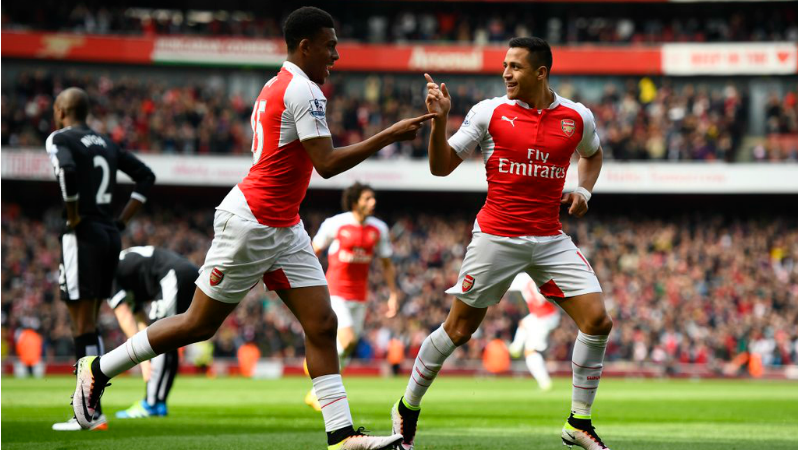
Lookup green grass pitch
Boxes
[2,375,797,449]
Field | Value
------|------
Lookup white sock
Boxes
[525,352,552,390]
[404,325,456,407]
[99,329,157,378]
[571,331,608,416]
[313,374,353,432]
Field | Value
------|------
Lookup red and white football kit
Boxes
[196,61,330,303]
[508,273,561,352]
[312,212,392,334]
[444,92,602,307]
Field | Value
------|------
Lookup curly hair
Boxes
[341,182,374,212]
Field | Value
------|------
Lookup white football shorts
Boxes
[196,210,327,304]
[446,229,601,308]
[330,295,367,336]
[519,312,561,352]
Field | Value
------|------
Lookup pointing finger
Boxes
[413,113,438,122]
[424,73,435,84]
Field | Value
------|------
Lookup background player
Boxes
[47,87,155,431]
[305,182,399,410]
[390,37,612,450]
[69,7,432,449]
[507,272,561,391]
[109,246,198,419]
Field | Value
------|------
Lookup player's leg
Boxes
[529,235,611,449]
[55,221,114,431]
[72,287,238,426]
[557,293,612,449]
[272,229,401,450]
[521,315,555,391]
[279,285,402,449]
[508,317,528,358]
[306,296,358,411]
[330,296,358,367]
[116,351,167,419]
[393,231,526,449]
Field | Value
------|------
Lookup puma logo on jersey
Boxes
[501,116,517,127]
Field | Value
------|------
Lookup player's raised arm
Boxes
[424,74,462,177]
[303,113,435,179]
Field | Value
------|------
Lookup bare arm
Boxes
[424,74,462,176]
[112,302,143,339]
[561,146,603,218]
[65,199,81,229]
[117,198,145,228]
[303,114,435,179]
[116,148,155,229]
[380,258,400,318]
[312,243,324,257]
[112,302,152,381]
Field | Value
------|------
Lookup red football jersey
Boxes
[313,212,392,301]
[448,92,600,237]
[509,273,559,318]
[217,61,331,227]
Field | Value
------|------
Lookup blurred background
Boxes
[2,0,797,380]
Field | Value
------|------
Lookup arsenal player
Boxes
[305,182,399,410]
[390,37,613,450]
[507,272,562,391]
[69,7,432,449]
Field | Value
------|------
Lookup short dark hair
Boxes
[508,37,553,78]
[284,7,335,52]
[341,182,373,212]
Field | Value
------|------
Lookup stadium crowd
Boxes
[5,69,792,161]
[3,202,797,373]
[4,2,797,44]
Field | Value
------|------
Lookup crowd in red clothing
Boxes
[3,202,796,374]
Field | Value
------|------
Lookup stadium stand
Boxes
[3,197,797,374]
[3,68,794,161]
[3,2,797,44]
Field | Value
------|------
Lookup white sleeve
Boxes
[375,220,393,259]
[576,105,600,157]
[312,218,336,251]
[286,80,332,142]
[447,101,491,160]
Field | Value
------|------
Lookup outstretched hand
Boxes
[425,73,451,119]
[388,113,437,141]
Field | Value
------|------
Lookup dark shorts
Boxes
[60,220,121,301]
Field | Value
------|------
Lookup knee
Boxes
[444,326,473,347]
[582,313,613,336]
[306,310,338,343]
[181,314,220,342]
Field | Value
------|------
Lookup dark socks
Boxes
[327,425,356,445]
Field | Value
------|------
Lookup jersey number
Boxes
[250,100,267,164]
[93,155,112,204]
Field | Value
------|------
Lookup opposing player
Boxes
[305,182,399,410]
[109,246,198,419]
[47,88,155,431]
[507,272,561,391]
[390,37,613,450]
[70,7,432,449]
